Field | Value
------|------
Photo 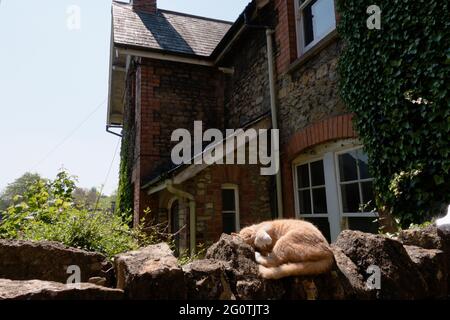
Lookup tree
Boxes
[73,187,117,212]
[0,173,44,211]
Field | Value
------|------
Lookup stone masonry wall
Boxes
[222,29,271,128]
[277,39,347,145]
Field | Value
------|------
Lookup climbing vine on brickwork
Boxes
[337,0,450,227]
[116,123,134,221]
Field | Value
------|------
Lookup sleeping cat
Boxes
[236,219,334,280]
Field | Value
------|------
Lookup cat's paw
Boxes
[255,251,264,264]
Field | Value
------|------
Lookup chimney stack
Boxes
[131,0,157,14]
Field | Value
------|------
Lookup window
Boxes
[293,141,378,242]
[337,149,376,214]
[297,160,328,214]
[295,0,336,55]
[336,148,379,234]
[222,185,240,234]
[295,159,331,242]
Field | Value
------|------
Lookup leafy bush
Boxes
[337,0,450,227]
[0,171,157,259]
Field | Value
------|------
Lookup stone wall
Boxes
[222,29,271,128]
[2,226,448,300]
[277,39,347,145]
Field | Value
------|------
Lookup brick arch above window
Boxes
[281,114,358,218]
[284,114,357,162]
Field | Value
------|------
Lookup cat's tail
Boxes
[258,257,334,280]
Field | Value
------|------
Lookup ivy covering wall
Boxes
[116,68,137,221]
[116,124,134,220]
[337,0,450,227]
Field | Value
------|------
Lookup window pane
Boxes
[357,149,372,179]
[341,183,360,213]
[312,0,335,39]
[223,212,236,234]
[303,217,331,243]
[297,164,310,188]
[310,160,325,186]
[339,151,358,182]
[347,217,379,234]
[222,189,236,212]
[361,181,375,210]
[312,188,327,213]
[302,2,314,46]
[299,190,312,214]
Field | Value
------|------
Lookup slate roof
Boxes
[112,2,233,57]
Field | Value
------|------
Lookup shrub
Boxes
[0,171,158,259]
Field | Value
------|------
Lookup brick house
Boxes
[107,0,378,253]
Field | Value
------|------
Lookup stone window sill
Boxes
[286,30,339,75]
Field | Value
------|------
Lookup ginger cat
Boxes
[236,219,334,280]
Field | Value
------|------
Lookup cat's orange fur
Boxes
[236,219,334,280]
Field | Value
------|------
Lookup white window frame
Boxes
[295,0,337,56]
[221,184,241,232]
[292,139,378,242]
[335,147,378,218]
[294,156,328,218]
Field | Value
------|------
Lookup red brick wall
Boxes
[132,58,225,222]
[274,0,297,74]
[281,114,357,218]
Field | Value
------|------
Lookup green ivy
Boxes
[116,131,133,219]
[116,122,134,221]
[337,0,450,227]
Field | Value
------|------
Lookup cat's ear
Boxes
[231,232,239,237]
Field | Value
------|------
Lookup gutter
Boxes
[116,46,214,67]
[106,125,123,138]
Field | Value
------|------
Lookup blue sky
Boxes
[0,0,249,195]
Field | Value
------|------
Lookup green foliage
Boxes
[177,243,207,266]
[116,121,134,220]
[73,187,116,212]
[0,170,159,259]
[337,0,450,227]
[0,173,43,211]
